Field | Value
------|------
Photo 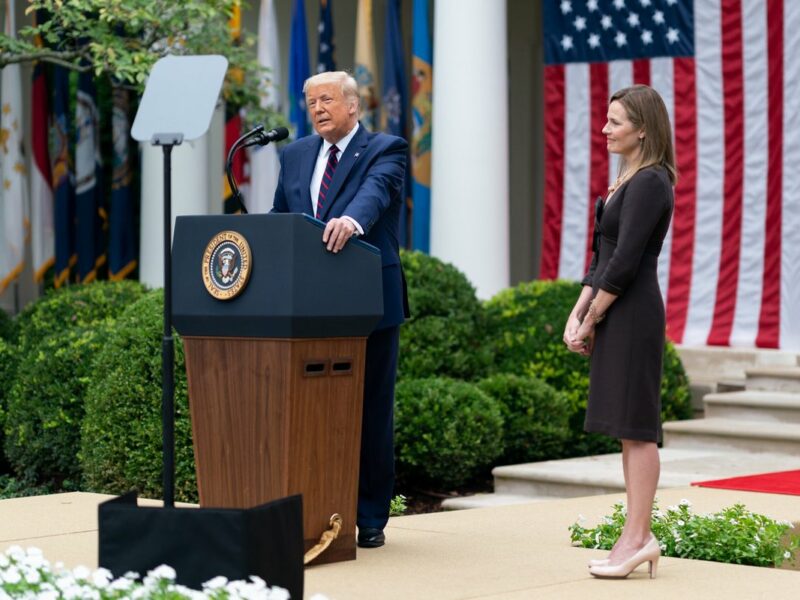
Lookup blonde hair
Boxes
[303,71,359,107]
[610,85,677,185]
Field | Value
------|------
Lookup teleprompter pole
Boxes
[152,133,183,508]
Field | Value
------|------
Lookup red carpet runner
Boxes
[693,470,800,496]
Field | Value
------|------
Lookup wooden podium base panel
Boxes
[183,336,365,565]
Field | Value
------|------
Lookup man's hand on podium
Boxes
[323,217,357,253]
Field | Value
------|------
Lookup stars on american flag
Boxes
[549,0,687,61]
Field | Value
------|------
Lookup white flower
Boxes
[37,591,59,600]
[23,567,42,584]
[2,567,21,584]
[204,575,228,589]
[148,564,177,581]
[677,520,685,527]
[72,565,91,580]
[730,519,738,525]
[679,498,692,507]
[123,571,140,580]
[6,547,24,561]
[92,567,112,588]
[0,554,8,568]
[268,587,292,600]
[784,551,792,559]
[667,505,678,513]
[55,575,76,591]
[61,585,85,600]
[109,577,134,592]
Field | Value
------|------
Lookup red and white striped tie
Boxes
[316,144,339,219]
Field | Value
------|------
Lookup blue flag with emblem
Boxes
[109,86,137,280]
[411,0,433,252]
[74,70,105,282]
[317,0,336,73]
[289,0,311,138]
[51,66,75,287]
[381,0,410,247]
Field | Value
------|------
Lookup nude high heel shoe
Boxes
[587,558,610,567]
[589,535,660,579]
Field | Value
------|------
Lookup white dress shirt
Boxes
[309,122,363,234]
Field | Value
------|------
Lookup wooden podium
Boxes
[172,214,383,564]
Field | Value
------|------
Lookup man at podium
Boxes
[271,71,408,549]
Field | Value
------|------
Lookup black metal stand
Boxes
[152,133,183,508]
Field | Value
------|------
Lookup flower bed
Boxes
[0,546,324,599]
[569,499,800,568]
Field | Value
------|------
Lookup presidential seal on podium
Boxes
[202,230,252,300]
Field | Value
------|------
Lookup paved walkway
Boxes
[1,487,798,599]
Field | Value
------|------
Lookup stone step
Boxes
[676,345,799,383]
[746,366,800,393]
[440,449,800,511]
[716,378,746,393]
[704,391,800,423]
[663,417,800,455]
[441,493,550,510]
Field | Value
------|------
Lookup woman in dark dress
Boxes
[563,85,675,580]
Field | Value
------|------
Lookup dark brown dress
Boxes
[581,166,674,443]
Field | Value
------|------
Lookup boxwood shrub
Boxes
[484,279,692,456]
[3,326,110,485]
[476,373,571,466]
[80,289,197,502]
[0,308,14,342]
[394,377,504,489]
[14,281,146,356]
[398,250,491,380]
[0,339,13,473]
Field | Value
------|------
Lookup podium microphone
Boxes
[250,126,289,146]
[226,127,288,214]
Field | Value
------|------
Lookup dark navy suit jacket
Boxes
[271,123,408,330]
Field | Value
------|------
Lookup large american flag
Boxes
[540,0,800,351]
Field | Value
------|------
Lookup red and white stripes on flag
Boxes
[540,0,800,351]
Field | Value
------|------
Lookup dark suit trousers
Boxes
[357,325,400,530]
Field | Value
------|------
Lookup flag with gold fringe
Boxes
[411,0,433,252]
[1,0,29,293]
[108,86,136,280]
[74,70,105,283]
[30,9,55,283]
[51,66,75,288]
[355,0,379,131]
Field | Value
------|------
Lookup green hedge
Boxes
[398,250,491,380]
[476,374,571,465]
[80,290,197,502]
[4,327,109,485]
[484,279,692,456]
[0,308,14,342]
[14,281,145,356]
[0,339,12,473]
[395,377,504,489]
[1,282,145,479]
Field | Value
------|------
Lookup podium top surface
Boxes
[172,213,384,338]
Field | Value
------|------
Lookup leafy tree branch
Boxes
[0,0,283,128]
